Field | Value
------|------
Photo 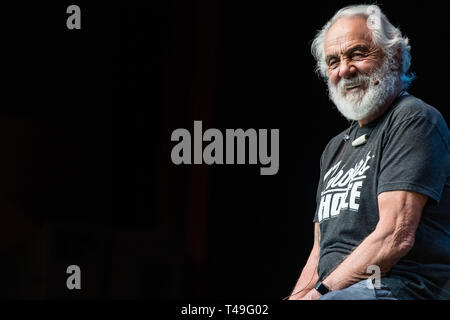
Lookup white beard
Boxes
[328,59,398,121]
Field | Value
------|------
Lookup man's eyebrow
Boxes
[325,44,371,65]
[345,44,370,55]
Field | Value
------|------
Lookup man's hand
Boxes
[299,288,321,300]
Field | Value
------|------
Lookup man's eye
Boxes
[352,52,365,58]
[328,60,339,68]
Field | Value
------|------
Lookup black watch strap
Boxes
[314,281,330,295]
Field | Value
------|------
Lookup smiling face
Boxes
[324,15,400,124]
[324,15,383,90]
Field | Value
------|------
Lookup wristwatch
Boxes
[314,281,331,295]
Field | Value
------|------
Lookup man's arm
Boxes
[288,223,320,300]
[302,190,428,300]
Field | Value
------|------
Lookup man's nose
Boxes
[338,60,357,79]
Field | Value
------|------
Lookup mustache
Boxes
[338,75,371,91]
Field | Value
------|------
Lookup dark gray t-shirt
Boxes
[313,93,450,299]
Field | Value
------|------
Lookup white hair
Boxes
[311,4,414,89]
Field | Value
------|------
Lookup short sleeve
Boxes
[377,116,450,204]
[313,150,326,223]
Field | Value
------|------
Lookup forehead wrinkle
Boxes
[324,16,373,56]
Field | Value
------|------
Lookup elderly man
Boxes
[288,5,450,300]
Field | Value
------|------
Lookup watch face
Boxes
[314,282,329,295]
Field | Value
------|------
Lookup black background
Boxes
[2,0,449,299]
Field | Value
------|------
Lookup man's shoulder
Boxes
[329,127,350,143]
[388,93,446,127]
[320,127,349,159]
